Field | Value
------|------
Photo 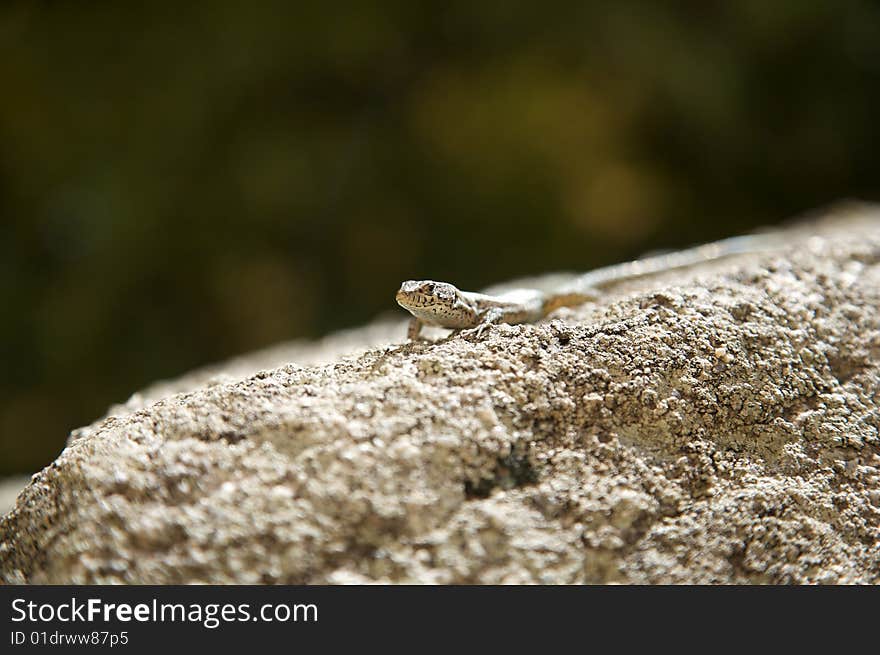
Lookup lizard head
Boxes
[395,280,458,310]
[395,280,477,328]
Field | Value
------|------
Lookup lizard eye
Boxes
[425,283,434,294]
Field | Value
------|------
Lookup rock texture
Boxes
[2,205,880,584]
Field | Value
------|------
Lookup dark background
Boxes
[2,1,880,476]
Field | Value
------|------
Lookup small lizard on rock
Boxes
[396,232,787,340]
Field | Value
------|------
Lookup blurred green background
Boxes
[2,1,880,475]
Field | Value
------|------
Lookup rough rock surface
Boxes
[2,206,880,584]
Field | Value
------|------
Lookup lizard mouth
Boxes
[395,290,419,309]
[396,290,434,311]
[396,282,425,307]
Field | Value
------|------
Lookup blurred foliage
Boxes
[2,1,880,474]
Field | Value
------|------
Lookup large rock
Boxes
[2,205,879,583]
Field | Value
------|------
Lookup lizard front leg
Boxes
[472,293,548,337]
[407,317,425,340]
[473,308,504,338]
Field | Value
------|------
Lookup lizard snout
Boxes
[396,280,434,307]
[395,283,417,307]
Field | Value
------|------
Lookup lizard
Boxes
[395,231,788,340]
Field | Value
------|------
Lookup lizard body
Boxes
[395,232,786,340]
